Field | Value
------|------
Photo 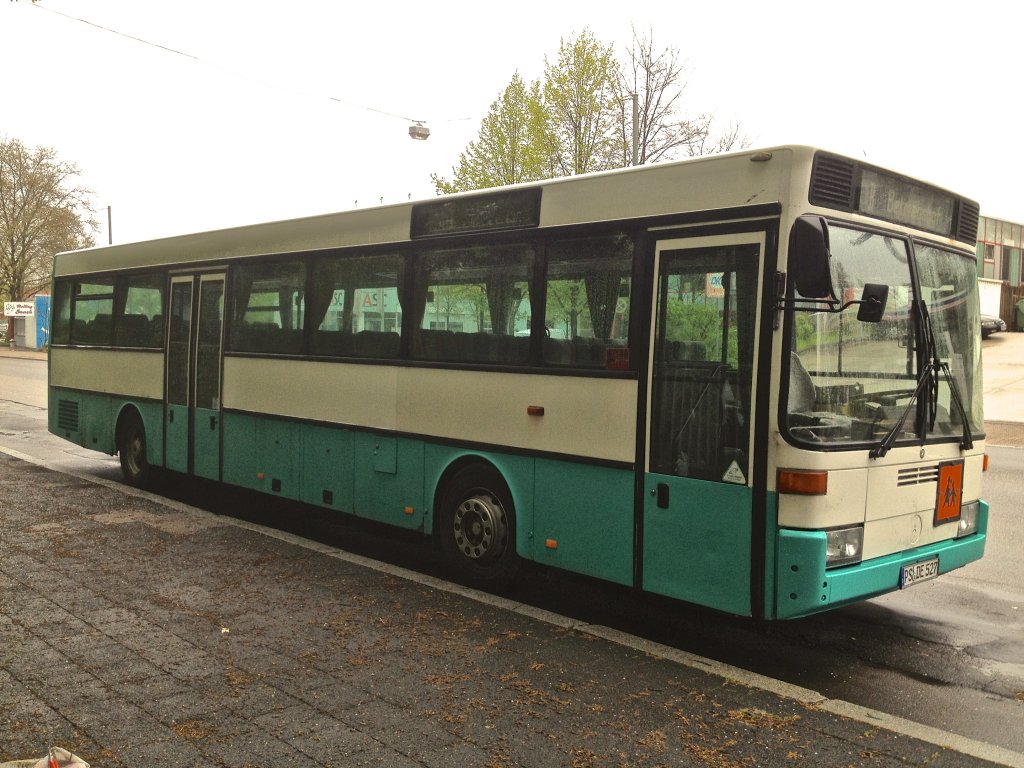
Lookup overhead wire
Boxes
[26,2,429,125]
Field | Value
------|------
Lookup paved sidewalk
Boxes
[0,347,47,362]
[2,453,1020,768]
[980,332,1024,426]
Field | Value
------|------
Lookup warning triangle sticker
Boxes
[722,461,747,485]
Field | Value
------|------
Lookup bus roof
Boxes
[54,145,974,276]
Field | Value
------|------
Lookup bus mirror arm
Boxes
[775,283,888,323]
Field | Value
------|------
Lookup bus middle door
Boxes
[166,273,225,480]
[642,234,762,616]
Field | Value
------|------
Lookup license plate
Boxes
[900,557,939,589]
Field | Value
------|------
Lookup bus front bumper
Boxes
[774,500,988,620]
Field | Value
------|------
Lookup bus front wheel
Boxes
[438,465,520,585]
[118,412,151,488]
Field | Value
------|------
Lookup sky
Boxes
[3,0,1022,246]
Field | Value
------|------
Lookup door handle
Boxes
[209,415,218,430]
[657,482,669,509]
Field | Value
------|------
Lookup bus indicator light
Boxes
[404,506,414,516]
[778,469,828,495]
[527,405,545,416]
[545,539,558,549]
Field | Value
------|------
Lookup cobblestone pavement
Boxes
[2,454,1019,768]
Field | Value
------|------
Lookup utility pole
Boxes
[631,93,639,166]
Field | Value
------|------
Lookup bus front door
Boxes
[166,273,226,480]
[643,234,762,616]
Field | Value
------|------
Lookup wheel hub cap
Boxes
[453,493,507,561]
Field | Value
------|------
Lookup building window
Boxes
[983,244,995,279]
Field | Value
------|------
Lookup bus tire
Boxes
[118,411,151,488]
[438,464,520,585]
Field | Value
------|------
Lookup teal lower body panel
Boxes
[643,476,753,616]
[220,416,635,584]
[421,449,633,586]
[775,501,988,619]
[48,388,164,468]
[193,406,221,480]
[222,412,425,531]
[533,460,634,587]
[49,388,115,454]
[165,403,188,472]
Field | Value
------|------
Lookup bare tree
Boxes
[0,137,95,316]
[615,27,749,165]
[683,119,750,158]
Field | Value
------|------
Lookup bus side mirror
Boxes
[789,215,837,301]
[856,283,889,323]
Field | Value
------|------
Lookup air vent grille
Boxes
[57,399,80,432]
[810,154,857,210]
[956,200,980,244]
[897,465,939,487]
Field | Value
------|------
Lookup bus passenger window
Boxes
[543,233,632,370]
[69,278,115,346]
[412,244,533,364]
[229,260,305,355]
[50,280,73,345]
[113,274,165,348]
[309,252,403,358]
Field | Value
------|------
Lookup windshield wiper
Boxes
[871,300,938,459]
[940,360,974,451]
[920,299,974,450]
[870,301,974,458]
[869,361,935,459]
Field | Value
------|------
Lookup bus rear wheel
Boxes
[118,412,151,488]
[438,465,520,585]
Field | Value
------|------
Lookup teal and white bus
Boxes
[48,145,988,619]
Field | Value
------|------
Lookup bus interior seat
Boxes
[353,330,400,358]
[789,351,816,413]
[467,333,529,364]
[417,328,457,359]
[77,313,112,345]
[115,314,159,346]
[311,330,356,357]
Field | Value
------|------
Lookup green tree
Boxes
[539,29,620,176]
[0,137,95,316]
[432,73,547,194]
[434,29,749,195]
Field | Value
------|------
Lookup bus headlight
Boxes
[956,501,980,539]
[825,526,863,568]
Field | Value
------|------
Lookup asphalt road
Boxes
[1,354,1022,760]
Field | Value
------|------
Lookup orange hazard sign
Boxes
[934,460,964,524]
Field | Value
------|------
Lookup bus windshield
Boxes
[785,224,983,448]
